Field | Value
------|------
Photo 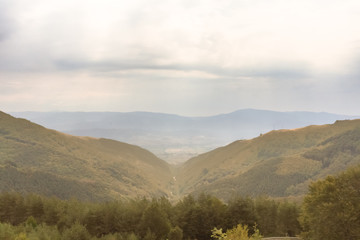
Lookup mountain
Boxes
[175,119,360,200]
[11,110,358,163]
[2,110,360,202]
[0,111,173,201]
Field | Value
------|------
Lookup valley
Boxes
[11,110,357,164]
[1,110,360,202]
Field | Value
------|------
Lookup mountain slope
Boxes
[175,119,360,200]
[2,110,360,202]
[0,111,173,201]
[11,110,357,163]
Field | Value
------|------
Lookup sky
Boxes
[1,0,360,116]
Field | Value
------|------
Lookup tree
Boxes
[143,229,157,240]
[25,216,37,229]
[173,195,198,239]
[0,192,27,225]
[25,194,44,221]
[301,166,360,240]
[226,197,257,231]
[226,224,262,240]
[254,197,278,236]
[174,194,226,240]
[277,201,301,237]
[61,222,91,240]
[211,224,262,240]
[168,226,183,240]
[0,222,16,240]
[139,201,171,239]
[14,233,29,240]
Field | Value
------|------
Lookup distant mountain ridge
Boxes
[11,109,358,163]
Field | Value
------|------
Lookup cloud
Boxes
[54,57,311,81]
[0,2,14,42]
[1,0,360,115]
[2,0,357,74]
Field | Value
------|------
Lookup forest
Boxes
[0,165,359,240]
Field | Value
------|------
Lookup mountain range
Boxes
[1,110,360,201]
[11,109,358,163]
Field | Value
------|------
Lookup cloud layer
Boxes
[1,0,360,115]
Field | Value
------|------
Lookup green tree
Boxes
[139,201,171,239]
[25,216,37,229]
[25,194,44,222]
[226,197,257,231]
[301,166,360,240]
[227,224,262,240]
[42,197,65,226]
[120,198,149,234]
[277,201,301,237]
[61,222,91,240]
[168,226,183,240]
[173,195,198,239]
[0,222,15,240]
[83,209,105,236]
[143,229,157,240]
[211,224,262,240]
[57,198,88,231]
[126,232,139,240]
[15,233,29,240]
[174,194,226,240]
[254,197,278,236]
[211,227,227,240]
[0,192,27,225]
[27,224,61,240]
[196,193,227,239]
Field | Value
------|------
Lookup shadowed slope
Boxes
[0,111,172,201]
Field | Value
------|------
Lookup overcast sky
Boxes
[1,0,360,116]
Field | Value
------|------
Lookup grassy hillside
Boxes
[12,110,357,163]
[2,110,360,202]
[0,111,173,201]
[175,119,360,200]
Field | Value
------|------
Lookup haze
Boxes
[1,0,360,116]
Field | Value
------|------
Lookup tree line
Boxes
[0,165,359,240]
[0,192,300,240]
